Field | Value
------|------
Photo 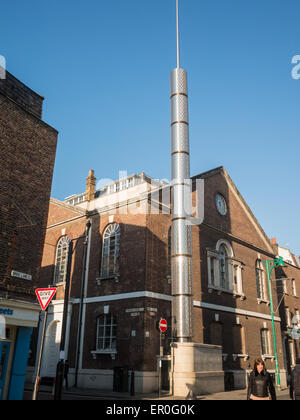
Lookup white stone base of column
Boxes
[171,342,224,397]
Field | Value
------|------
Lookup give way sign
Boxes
[35,288,57,311]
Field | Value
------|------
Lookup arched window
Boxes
[54,236,70,284]
[100,223,120,278]
[219,244,229,290]
[256,260,266,300]
[96,314,117,351]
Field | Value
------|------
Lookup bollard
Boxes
[53,360,65,400]
[130,371,135,397]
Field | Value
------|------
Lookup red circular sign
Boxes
[159,318,168,333]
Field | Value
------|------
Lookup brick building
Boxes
[273,243,300,372]
[30,166,299,395]
[0,69,58,399]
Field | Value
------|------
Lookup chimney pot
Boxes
[86,169,96,202]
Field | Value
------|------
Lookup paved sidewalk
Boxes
[24,382,290,401]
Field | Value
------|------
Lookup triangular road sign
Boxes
[35,288,57,311]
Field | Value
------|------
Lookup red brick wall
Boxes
[0,85,57,301]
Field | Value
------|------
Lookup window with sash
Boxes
[96,314,117,352]
[261,329,271,355]
[256,259,266,301]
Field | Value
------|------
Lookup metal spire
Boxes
[176,0,180,68]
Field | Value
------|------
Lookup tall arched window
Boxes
[219,244,229,290]
[54,236,70,284]
[256,259,266,300]
[100,223,120,278]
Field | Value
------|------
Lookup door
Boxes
[41,321,60,378]
[0,342,11,400]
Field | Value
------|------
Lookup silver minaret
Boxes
[171,0,193,343]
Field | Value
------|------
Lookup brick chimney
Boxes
[270,238,277,245]
[85,169,96,202]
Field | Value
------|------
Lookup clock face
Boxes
[215,194,227,216]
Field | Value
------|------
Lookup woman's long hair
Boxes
[253,357,266,372]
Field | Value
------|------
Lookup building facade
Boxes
[30,167,298,395]
[0,70,58,399]
[273,243,300,373]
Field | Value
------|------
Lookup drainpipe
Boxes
[74,220,92,387]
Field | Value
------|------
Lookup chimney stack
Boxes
[86,169,96,202]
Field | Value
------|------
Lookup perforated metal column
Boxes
[170,68,193,342]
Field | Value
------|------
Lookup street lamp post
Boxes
[262,256,285,389]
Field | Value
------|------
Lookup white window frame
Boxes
[291,279,297,297]
[261,328,271,356]
[256,259,267,302]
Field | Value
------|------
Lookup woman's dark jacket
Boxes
[247,370,276,400]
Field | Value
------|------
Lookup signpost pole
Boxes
[33,287,57,400]
[157,318,167,398]
[32,307,48,400]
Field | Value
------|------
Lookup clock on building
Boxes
[215,193,227,216]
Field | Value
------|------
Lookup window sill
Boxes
[91,349,117,360]
[53,281,65,287]
[96,275,120,285]
[261,354,275,362]
[232,354,249,362]
[257,299,270,306]
[208,286,246,300]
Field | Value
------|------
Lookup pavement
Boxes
[23,382,291,401]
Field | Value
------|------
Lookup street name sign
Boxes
[35,288,57,311]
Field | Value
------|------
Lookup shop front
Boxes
[0,299,40,400]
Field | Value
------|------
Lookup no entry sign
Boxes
[159,318,168,333]
[35,288,57,311]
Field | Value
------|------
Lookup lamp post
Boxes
[262,256,285,389]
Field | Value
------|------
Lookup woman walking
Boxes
[247,358,276,400]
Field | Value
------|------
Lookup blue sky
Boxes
[1,0,300,254]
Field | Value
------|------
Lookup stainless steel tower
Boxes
[171,0,193,343]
